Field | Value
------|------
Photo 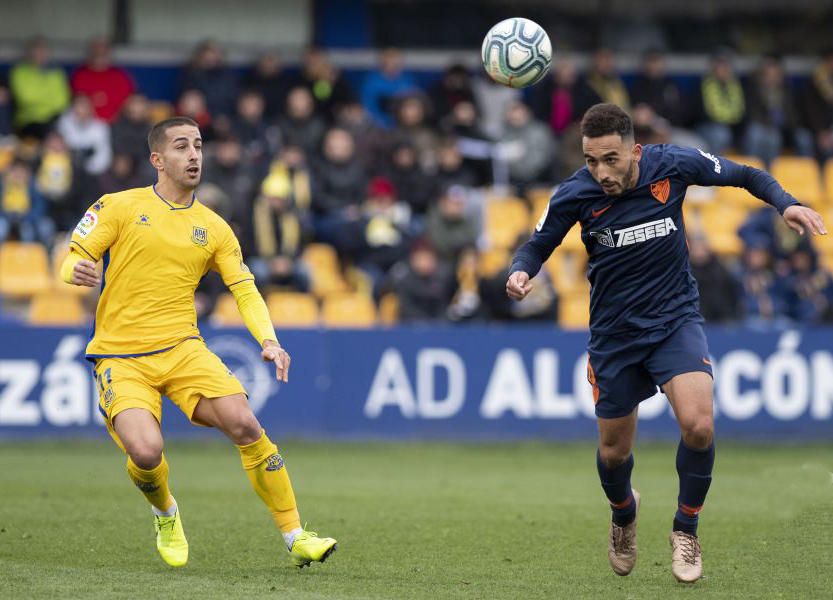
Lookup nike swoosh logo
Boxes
[703,358,712,366]
[592,205,612,218]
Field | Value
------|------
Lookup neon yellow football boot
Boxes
[289,530,337,568]
[154,504,189,567]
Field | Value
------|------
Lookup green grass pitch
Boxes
[1,440,831,599]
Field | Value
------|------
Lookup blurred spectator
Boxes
[429,64,475,124]
[738,207,810,274]
[278,86,327,159]
[111,94,153,168]
[244,52,294,120]
[98,153,147,195]
[9,37,70,139]
[472,74,521,140]
[70,37,135,123]
[630,50,687,127]
[311,128,367,245]
[696,51,746,154]
[435,137,477,190]
[0,158,53,244]
[743,56,813,166]
[440,101,492,186]
[249,172,311,292]
[361,48,418,127]
[799,50,833,161]
[782,248,833,323]
[531,59,581,137]
[57,94,112,176]
[383,140,437,216]
[739,242,790,324]
[180,40,239,117]
[291,47,357,120]
[0,75,11,137]
[386,239,455,321]
[335,102,386,170]
[264,144,312,214]
[176,89,216,141]
[425,185,479,265]
[233,89,278,165]
[688,235,742,323]
[575,48,631,115]
[480,263,558,322]
[632,104,673,145]
[202,135,257,230]
[35,131,76,230]
[498,101,557,189]
[390,94,437,171]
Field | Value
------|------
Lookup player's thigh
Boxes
[112,407,164,466]
[162,339,247,425]
[597,411,638,465]
[662,371,714,436]
[94,357,163,454]
[191,392,261,444]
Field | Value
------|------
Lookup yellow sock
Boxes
[126,454,174,513]
[238,430,301,533]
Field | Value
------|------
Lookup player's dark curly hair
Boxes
[580,103,633,140]
[147,116,200,152]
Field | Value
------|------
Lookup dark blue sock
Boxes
[596,450,636,526]
[673,440,715,535]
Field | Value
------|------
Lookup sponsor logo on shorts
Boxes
[590,217,678,249]
[192,226,208,246]
[264,453,285,472]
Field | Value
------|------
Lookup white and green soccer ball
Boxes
[481,17,552,88]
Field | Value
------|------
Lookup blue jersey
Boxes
[510,144,799,336]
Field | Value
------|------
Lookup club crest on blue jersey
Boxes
[191,226,208,246]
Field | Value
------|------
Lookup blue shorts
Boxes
[587,315,713,419]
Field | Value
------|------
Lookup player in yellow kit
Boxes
[60,116,336,568]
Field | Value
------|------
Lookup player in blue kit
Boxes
[507,103,827,583]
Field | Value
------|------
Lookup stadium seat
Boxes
[484,196,531,249]
[771,157,824,207]
[29,292,86,326]
[478,248,510,278]
[302,243,349,298]
[545,250,588,295]
[266,292,319,327]
[0,242,52,298]
[378,293,399,325]
[211,293,245,326]
[321,293,377,328]
[148,101,174,124]
[723,154,766,171]
[824,159,833,205]
[555,223,585,253]
[558,291,590,330]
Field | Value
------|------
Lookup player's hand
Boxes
[783,205,828,236]
[506,271,533,300]
[262,340,290,383]
[72,259,100,287]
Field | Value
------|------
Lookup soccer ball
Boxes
[481,18,552,88]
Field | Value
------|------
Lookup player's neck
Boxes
[155,179,195,206]
[625,163,640,193]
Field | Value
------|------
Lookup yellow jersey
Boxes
[70,185,254,358]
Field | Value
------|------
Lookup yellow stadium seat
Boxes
[50,244,94,296]
[321,293,377,328]
[723,154,765,170]
[378,293,399,326]
[556,223,585,253]
[478,247,510,278]
[545,250,588,295]
[0,242,51,298]
[148,101,174,124]
[824,160,833,206]
[484,197,531,249]
[211,293,245,326]
[771,156,823,207]
[266,292,319,327]
[558,291,590,330]
[699,204,748,239]
[302,243,340,272]
[29,292,86,325]
[302,243,349,298]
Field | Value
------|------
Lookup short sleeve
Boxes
[211,224,256,288]
[69,195,120,262]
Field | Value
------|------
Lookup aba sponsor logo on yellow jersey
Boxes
[191,226,208,246]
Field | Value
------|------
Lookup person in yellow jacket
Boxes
[61,116,336,569]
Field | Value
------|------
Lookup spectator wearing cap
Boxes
[425,185,479,266]
[386,238,456,322]
[9,37,70,139]
[71,37,135,123]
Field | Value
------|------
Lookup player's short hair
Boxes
[147,117,199,152]
[580,103,634,140]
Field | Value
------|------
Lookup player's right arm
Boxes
[60,196,120,287]
[507,185,579,301]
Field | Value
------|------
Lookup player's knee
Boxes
[128,442,163,470]
[682,417,714,449]
[598,442,631,468]
[225,411,262,446]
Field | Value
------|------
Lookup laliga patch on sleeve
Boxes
[535,202,550,232]
[74,211,98,238]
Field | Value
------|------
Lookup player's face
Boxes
[154,125,203,189]
[582,134,642,197]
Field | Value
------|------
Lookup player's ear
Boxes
[632,143,643,161]
[149,151,163,171]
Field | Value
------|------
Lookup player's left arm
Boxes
[211,226,290,383]
[676,146,828,237]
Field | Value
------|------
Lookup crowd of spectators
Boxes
[1,36,832,326]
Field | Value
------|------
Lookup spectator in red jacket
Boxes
[70,37,135,123]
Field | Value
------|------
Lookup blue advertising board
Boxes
[0,325,831,440]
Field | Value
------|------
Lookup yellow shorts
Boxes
[95,338,246,445]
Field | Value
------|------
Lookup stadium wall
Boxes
[0,325,831,441]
